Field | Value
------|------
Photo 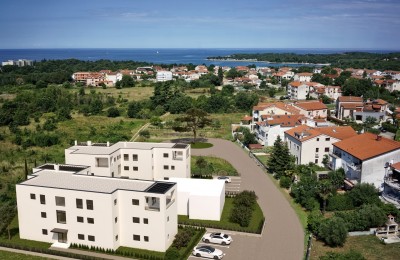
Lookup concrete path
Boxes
[191,138,304,260]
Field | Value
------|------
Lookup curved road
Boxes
[191,138,304,260]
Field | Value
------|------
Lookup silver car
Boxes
[192,245,225,259]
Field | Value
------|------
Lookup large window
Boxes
[87,218,94,224]
[133,166,138,171]
[56,210,66,224]
[123,154,129,161]
[86,200,93,210]
[55,196,65,206]
[78,234,84,240]
[95,157,109,168]
[132,199,139,205]
[132,217,140,223]
[132,154,138,161]
[124,166,129,171]
[40,195,46,205]
[77,216,84,223]
[76,199,83,209]
[163,153,169,158]
[133,235,140,241]
[88,235,95,242]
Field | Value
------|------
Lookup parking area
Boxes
[213,176,242,193]
[188,233,238,260]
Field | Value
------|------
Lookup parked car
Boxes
[192,245,225,259]
[202,232,233,245]
[217,176,231,183]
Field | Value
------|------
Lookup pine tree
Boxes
[267,136,294,178]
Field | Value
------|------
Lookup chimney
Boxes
[376,135,382,141]
[74,140,78,146]
[107,141,110,147]
[87,141,92,146]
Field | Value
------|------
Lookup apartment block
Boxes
[16,164,177,251]
[65,141,190,181]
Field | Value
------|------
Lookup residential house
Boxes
[310,85,342,101]
[156,71,173,82]
[293,72,313,82]
[285,125,357,166]
[252,102,301,124]
[16,164,177,251]
[65,141,190,181]
[335,96,364,120]
[254,114,304,146]
[330,133,400,189]
[288,81,324,100]
[293,100,328,119]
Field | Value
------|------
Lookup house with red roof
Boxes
[252,102,301,124]
[284,125,357,166]
[293,100,328,120]
[330,133,400,189]
[336,96,389,122]
[287,81,324,100]
[293,72,313,82]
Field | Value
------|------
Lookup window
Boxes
[86,200,93,210]
[115,217,118,223]
[124,154,129,161]
[42,229,48,235]
[167,216,169,222]
[132,199,139,205]
[325,137,330,141]
[163,153,169,158]
[30,193,36,200]
[325,147,329,152]
[133,235,140,241]
[95,157,108,168]
[143,218,148,224]
[41,212,46,218]
[114,199,117,206]
[56,210,66,224]
[132,217,140,223]
[55,196,65,206]
[315,148,319,152]
[132,154,138,161]
[171,166,175,170]
[77,216,84,223]
[144,236,149,242]
[78,234,84,240]
[124,166,129,171]
[133,166,138,171]
[88,235,95,242]
[40,195,46,205]
[317,138,320,141]
[76,199,83,209]
[315,159,318,164]
[164,165,169,170]
[115,235,118,241]
[87,218,94,224]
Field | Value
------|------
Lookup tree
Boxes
[348,183,380,207]
[117,75,135,88]
[221,85,234,96]
[267,136,295,178]
[236,127,257,146]
[107,107,120,117]
[217,66,224,85]
[318,180,334,213]
[195,156,208,175]
[318,217,348,247]
[0,203,16,240]
[173,108,212,142]
[127,101,143,118]
[307,209,323,234]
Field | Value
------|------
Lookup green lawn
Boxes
[192,156,238,176]
[0,250,48,260]
[310,235,400,260]
[190,142,213,149]
[178,197,265,234]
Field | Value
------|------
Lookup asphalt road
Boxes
[192,138,304,260]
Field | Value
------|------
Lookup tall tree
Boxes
[267,136,295,178]
[218,67,224,85]
[173,108,212,142]
[318,180,334,213]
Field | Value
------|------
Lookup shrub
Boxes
[233,190,257,209]
[172,228,194,249]
[326,194,354,211]
[230,205,252,227]
[307,209,323,234]
[318,217,348,247]
[139,130,150,139]
[107,107,120,117]
[348,183,380,207]
[280,176,291,189]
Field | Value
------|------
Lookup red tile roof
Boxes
[285,125,356,143]
[249,143,263,150]
[263,114,304,127]
[338,96,363,102]
[242,116,252,121]
[253,102,301,114]
[391,162,400,171]
[333,133,400,161]
[294,101,327,111]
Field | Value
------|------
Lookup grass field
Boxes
[310,235,400,260]
[191,156,238,176]
[190,142,213,149]
[0,250,48,260]
[81,86,154,102]
[178,197,264,234]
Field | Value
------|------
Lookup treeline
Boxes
[208,52,400,71]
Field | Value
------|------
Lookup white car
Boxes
[192,245,225,259]
[202,232,233,245]
[217,176,231,183]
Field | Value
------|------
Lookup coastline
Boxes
[206,58,331,66]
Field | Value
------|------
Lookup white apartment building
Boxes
[293,100,328,119]
[16,164,177,252]
[330,133,400,189]
[285,125,357,166]
[2,59,33,67]
[293,72,313,82]
[156,71,173,82]
[65,141,190,181]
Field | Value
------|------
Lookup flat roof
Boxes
[20,169,175,194]
[67,141,188,155]
[169,178,224,196]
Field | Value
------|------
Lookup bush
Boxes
[230,205,252,227]
[280,176,291,189]
[326,194,354,211]
[307,209,323,234]
[107,107,120,117]
[172,228,194,249]
[233,190,257,209]
[348,183,380,207]
[139,130,150,139]
[165,247,180,260]
[318,217,348,247]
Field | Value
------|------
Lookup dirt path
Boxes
[191,138,304,260]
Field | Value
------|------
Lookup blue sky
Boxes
[1,0,399,49]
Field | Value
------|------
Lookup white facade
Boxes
[156,71,173,82]
[65,141,190,181]
[16,164,177,252]
[169,178,225,221]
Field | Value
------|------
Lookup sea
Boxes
[0,48,398,67]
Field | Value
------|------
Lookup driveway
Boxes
[191,138,304,260]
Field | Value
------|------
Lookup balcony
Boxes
[347,163,361,171]
[145,197,160,212]
[166,198,175,209]
[384,177,400,190]
[329,151,341,159]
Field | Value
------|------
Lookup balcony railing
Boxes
[384,178,400,190]
[166,198,175,209]
[329,152,341,159]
